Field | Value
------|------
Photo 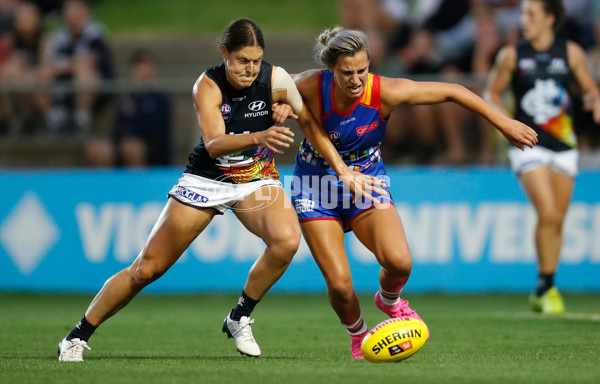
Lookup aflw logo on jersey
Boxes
[220,104,231,122]
[328,131,341,147]
[518,58,536,73]
[245,100,269,118]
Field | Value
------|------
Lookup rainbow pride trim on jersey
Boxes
[216,147,280,184]
[540,112,577,148]
[297,141,381,172]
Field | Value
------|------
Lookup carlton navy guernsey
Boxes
[511,36,577,151]
[185,61,279,183]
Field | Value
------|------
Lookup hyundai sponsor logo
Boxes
[244,100,269,118]
[248,100,266,111]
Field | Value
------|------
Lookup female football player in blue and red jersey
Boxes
[291,26,538,358]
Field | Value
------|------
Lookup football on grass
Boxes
[361,317,428,362]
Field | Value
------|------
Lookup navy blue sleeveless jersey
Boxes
[511,36,576,151]
[185,61,279,183]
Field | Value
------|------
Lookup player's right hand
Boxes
[497,116,538,151]
[257,126,295,154]
[339,169,389,205]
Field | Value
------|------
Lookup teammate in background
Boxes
[57,18,378,361]
[291,27,538,358]
[484,0,600,315]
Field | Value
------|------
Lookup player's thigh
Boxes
[519,167,560,217]
[351,205,411,267]
[234,186,300,245]
[141,198,216,270]
[301,219,351,286]
[549,169,574,218]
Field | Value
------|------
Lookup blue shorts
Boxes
[290,159,393,232]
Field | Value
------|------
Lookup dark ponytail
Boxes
[219,18,265,52]
[536,0,565,32]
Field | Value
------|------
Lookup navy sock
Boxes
[66,316,97,342]
[535,273,554,297]
[231,291,259,321]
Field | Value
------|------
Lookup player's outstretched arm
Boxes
[381,76,538,150]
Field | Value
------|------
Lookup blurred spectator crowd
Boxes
[341,0,600,166]
[0,0,172,167]
[1,0,600,168]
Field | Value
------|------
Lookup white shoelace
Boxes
[232,318,256,341]
[64,339,91,359]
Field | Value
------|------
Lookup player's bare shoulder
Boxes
[292,69,320,96]
[379,75,413,90]
[379,75,417,108]
[566,40,587,68]
[495,44,517,72]
[193,72,221,104]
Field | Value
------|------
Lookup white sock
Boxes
[380,289,401,306]
[344,316,368,335]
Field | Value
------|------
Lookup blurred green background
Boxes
[90,0,340,36]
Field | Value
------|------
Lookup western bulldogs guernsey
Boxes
[296,70,387,173]
[292,70,391,230]
[185,61,279,183]
[512,36,576,151]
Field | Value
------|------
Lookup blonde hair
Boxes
[314,26,370,69]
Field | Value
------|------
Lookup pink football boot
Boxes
[350,330,369,359]
[374,290,429,339]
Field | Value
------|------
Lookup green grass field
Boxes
[1,293,599,384]
[89,0,339,35]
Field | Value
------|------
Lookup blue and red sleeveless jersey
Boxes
[296,70,388,173]
[291,70,392,229]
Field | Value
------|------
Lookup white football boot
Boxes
[222,311,261,357]
[57,338,91,362]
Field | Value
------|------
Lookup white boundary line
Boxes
[491,311,600,322]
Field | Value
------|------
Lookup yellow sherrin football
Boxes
[361,317,429,362]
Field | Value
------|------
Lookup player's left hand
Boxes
[582,94,600,124]
[272,102,298,125]
[497,116,538,151]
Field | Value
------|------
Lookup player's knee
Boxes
[130,257,166,287]
[273,237,299,266]
[382,252,412,276]
[538,209,564,229]
[269,226,301,263]
[327,278,354,301]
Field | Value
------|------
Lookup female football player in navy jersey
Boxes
[485,0,600,315]
[57,18,379,362]
[291,26,538,358]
